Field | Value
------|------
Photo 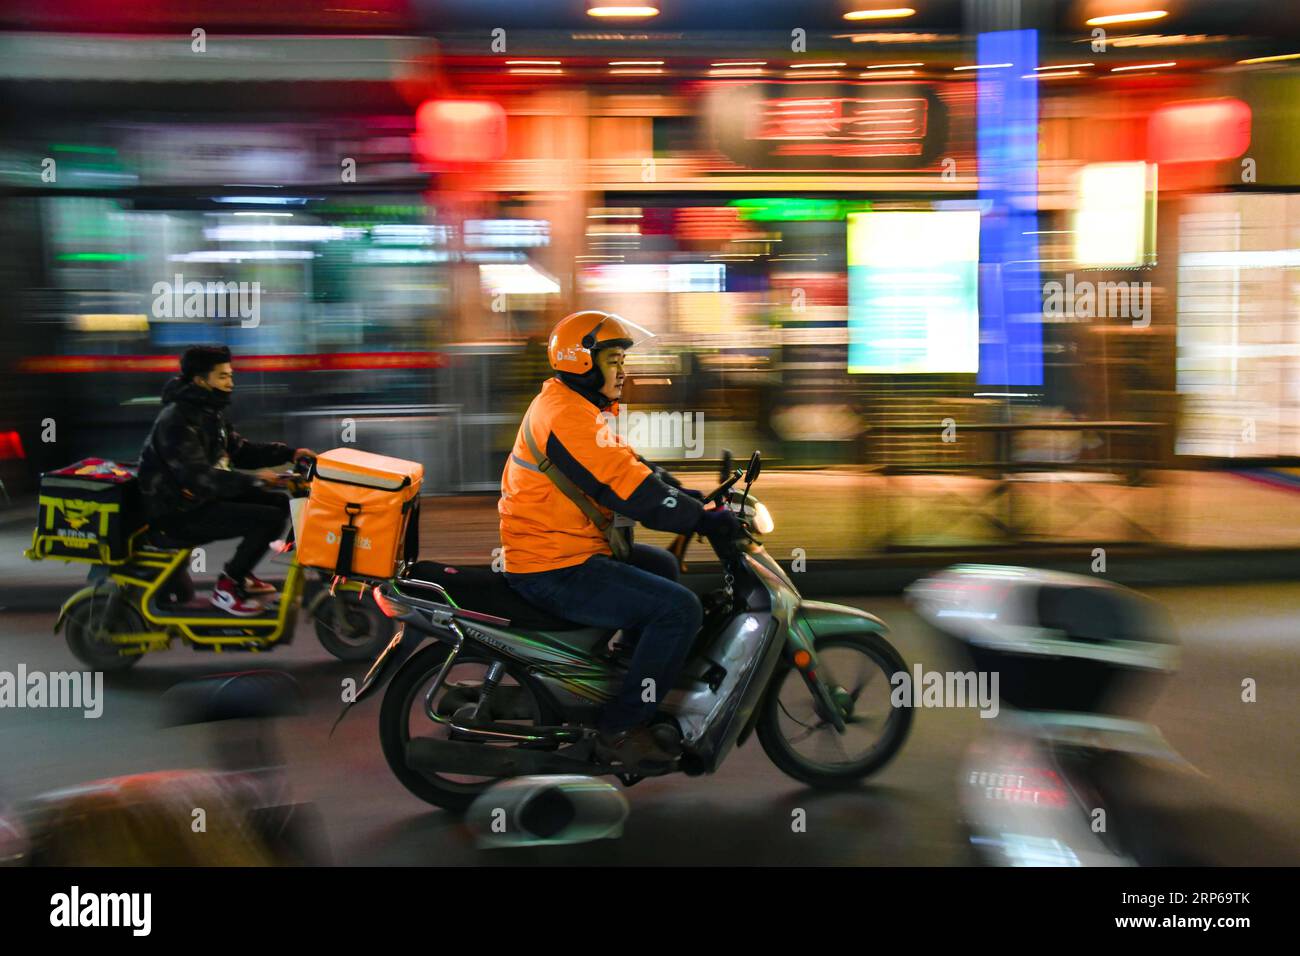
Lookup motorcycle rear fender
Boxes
[337,589,485,711]
[54,585,101,634]
[329,621,431,736]
[355,623,427,705]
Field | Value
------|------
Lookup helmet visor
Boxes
[594,313,656,351]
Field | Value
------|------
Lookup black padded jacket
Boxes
[136,377,291,520]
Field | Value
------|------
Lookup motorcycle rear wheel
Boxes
[757,631,912,788]
[379,644,562,812]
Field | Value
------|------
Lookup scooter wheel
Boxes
[63,591,145,672]
[313,590,394,662]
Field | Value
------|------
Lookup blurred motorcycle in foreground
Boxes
[909,564,1297,866]
[1,670,327,866]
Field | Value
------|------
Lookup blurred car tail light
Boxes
[0,431,26,460]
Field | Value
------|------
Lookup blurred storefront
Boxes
[5,16,1300,501]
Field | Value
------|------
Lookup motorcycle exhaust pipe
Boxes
[466,776,628,848]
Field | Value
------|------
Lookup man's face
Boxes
[596,347,626,402]
[197,362,234,393]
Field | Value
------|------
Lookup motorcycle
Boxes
[28,456,393,671]
[338,450,913,811]
[906,564,1192,866]
[4,670,328,866]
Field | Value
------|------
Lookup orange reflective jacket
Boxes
[499,377,704,574]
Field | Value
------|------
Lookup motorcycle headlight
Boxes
[752,501,775,535]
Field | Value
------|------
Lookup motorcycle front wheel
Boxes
[757,631,912,788]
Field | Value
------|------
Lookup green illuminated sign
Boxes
[730,198,871,222]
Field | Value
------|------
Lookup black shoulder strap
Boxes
[520,411,629,561]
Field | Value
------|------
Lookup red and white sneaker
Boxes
[210,574,265,617]
[241,572,277,596]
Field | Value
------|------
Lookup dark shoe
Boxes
[210,574,265,617]
[594,724,682,770]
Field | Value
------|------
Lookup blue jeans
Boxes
[505,544,703,733]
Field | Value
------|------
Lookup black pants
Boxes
[156,487,289,583]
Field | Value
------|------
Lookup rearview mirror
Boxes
[720,449,733,482]
[745,451,761,484]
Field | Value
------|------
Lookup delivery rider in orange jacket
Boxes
[499,310,741,769]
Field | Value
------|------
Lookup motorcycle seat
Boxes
[404,560,591,632]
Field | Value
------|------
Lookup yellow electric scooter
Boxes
[26,459,392,671]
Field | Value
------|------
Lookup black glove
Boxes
[681,488,706,502]
[640,455,685,490]
[695,506,743,541]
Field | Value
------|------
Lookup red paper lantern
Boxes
[415,99,506,165]
[1148,98,1251,164]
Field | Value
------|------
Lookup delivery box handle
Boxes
[335,502,363,574]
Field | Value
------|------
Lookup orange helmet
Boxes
[547,310,652,374]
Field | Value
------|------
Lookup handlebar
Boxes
[264,454,316,493]
[671,454,762,573]
[703,468,744,506]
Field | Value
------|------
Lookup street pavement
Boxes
[0,583,1296,866]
